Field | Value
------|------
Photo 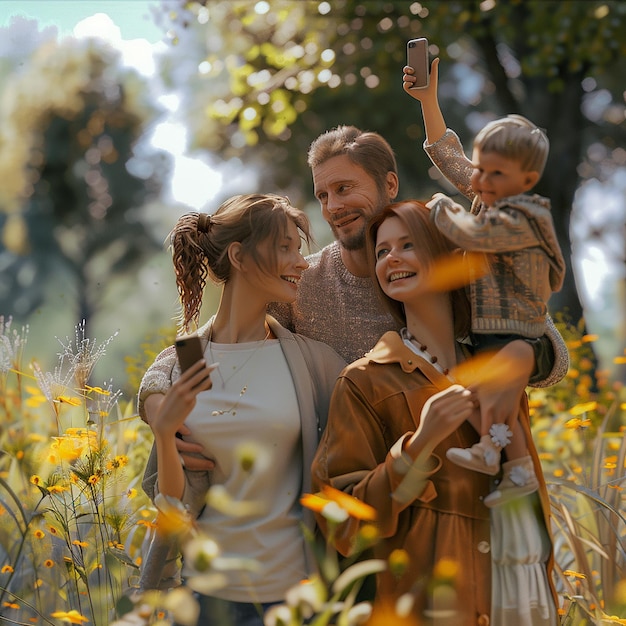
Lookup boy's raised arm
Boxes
[403,57,447,145]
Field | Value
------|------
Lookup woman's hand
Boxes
[149,359,215,441]
[406,384,476,459]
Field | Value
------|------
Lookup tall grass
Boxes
[1,315,624,625]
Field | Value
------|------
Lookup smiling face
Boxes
[312,154,392,251]
[470,148,539,208]
[242,218,309,304]
[374,215,427,305]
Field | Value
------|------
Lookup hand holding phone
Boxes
[406,38,430,89]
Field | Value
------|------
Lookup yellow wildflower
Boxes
[106,455,129,470]
[87,474,99,485]
[2,602,19,609]
[72,540,88,547]
[581,334,598,343]
[30,475,42,486]
[388,549,411,578]
[55,395,82,406]
[433,557,459,581]
[33,529,45,539]
[85,384,110,395]
[564,417,591,429]
[47,484,69,494]
[568,401,597,415]
[563,569,586,579]
[136,519,157,529]
[1,565,14,573]
[126,488,137,499]
[44,560,54,568]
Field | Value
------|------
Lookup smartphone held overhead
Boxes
[407,37,430,89]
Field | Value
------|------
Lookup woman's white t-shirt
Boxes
[181,338,306,602]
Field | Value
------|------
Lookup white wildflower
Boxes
[0,315,29,373]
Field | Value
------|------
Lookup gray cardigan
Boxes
[138,315,345,590]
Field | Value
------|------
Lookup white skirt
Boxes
[490,493,558,626]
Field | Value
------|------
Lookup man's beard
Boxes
[334,222,367,251]
[334,192,387,252]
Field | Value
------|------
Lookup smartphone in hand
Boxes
[407,38,429,89]
[175,334,205,373]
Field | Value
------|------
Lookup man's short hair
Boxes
[308,125,398,197]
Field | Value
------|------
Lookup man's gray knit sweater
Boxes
[269,241,398,363]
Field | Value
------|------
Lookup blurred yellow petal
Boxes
[581,334,598,343]
[568,402,597,416]
[300,493,329,513]
[423,251,489,293]
[50,610,89,624]
[55,395,82,406]
[321,484,377,521]
[85,385,110,395]
[449,350,502,387]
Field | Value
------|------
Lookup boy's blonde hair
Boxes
[473,114,549,176]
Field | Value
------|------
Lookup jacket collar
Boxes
[364,331,454,386]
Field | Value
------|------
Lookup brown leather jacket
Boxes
[312,331,557,624]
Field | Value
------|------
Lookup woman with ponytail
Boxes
[137,194,345,626]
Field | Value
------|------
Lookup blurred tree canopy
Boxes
[0,33,166,329]
[157,0,626,324]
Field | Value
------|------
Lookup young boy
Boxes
[403,58,566,507]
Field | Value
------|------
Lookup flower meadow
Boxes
[0,315,624,625]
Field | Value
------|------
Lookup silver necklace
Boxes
[207,323,271,416]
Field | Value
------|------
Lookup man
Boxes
[269,126,402,363]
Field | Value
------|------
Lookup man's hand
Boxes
[175,423,216,471]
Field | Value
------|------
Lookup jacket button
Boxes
[408,359,413,364]
[477,615,490,626]
[477,541,490,554]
